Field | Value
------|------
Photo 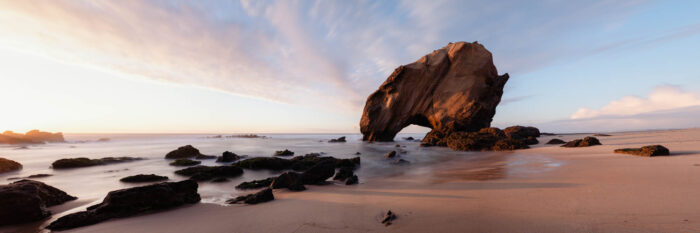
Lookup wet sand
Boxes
[14,129,700,232]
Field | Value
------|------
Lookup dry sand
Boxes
[47,129,700,232]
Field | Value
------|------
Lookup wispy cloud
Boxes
[541,105,700,133]
[571,85,700,119]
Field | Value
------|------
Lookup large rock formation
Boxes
[0,180,76,226]
[360,42,509,142]
[47,180,200,231]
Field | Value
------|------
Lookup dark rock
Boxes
[0,180,76,226]
[174,166,244,181]
[384,151,397,159]
[165,145,202,159]
[236,178,274,190]
[523,136,539,145]
[345,175,358,185]
[381,210,397,226]
[594,133,612,137]
[504,126,541,139]
[546,139,566,144]
[333,167,354,181]
[403,137,415,141]
[328,136,346,143]
[360,42,508,142]
[227,188,274,205]
[169,159,201,166]
[270,172,306,191]
[216,151,240,163]
[7,174,53,181]
[445,130,528,151]
[47,180,200,231]
[300,161,335,185]
[562,137,602,147]
[119,174,168,183]
[0,157,22,173]
[274,149,295,156]
[491,139,529,151]
[392,159,411,165]
[355,152,361,155]
[614,145,670,157]
[52,157,142,169]
[232,157,293,170]
[395,144,401,147]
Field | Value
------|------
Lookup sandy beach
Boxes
[29,128,694,233]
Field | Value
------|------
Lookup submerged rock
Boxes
[333,167,354,181]
[7,174,53,181]
[614,145,670,157]
[174,166,244,181]
[546,139,566,144]
[164,145,202,159]
[46,180,200,231]
[51,157,142,169]
[345,175,359,185]
[562,137,602,147]
[594,133,612,137]
[169,159,201,166]
[227,188,274,205]
[195,154,217,160]
[360,42,508,142]
[403,136,415,141]
[274,149,295,156]
[392,159,411,165]
[236,177,274,190]
[328,136,346,143]
[119,174,168,183]
[216,151,240,163]
[384,151,397,159]
[0,180,76,226]
[0,157,22,174]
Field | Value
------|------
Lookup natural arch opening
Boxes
[396,125,432,141]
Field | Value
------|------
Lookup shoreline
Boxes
[3,128,700,232]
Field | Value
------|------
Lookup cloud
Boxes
[540,105,700,133]
[571,85,700,119]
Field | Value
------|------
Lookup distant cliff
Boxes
[0,130,65,144]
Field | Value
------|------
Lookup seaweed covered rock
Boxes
[360,42,509,142]
[0,157,22,174]
[562,137,602,147]
[546,139,566,144]
[614,145,670,157]
[119,174,168,183]
[52,157,142,169]
[216,151,240,163]
[165,145,202,159]
[227,188,274,205]
[274,149,295,156]
[169,159,201,167]
[0,180,76,226]
[47,180,200,231]
[174,166,243,181]
[236,178,274,190]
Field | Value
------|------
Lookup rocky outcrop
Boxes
[614,145,670,157]
[360,42,509,142]
[0,130,65,144]
[227,188,274,205]
[328,136,346,143]
[546,139,566,144]
[51,157,142,169]
[562,137,602,147]
[216,151,240,163]
[0,157,22,173]
[270,171,306,191]
[174,166,243,181]
[274,149,294,156]
[0,180,76,226]
[169,159,201,166]
[165,145,203,159]
[47,180,200,231]
[119,174,168,183]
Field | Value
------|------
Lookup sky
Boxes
[0,0,699,134]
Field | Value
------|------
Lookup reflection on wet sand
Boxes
[428,152,511,183]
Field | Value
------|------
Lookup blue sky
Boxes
[0,0,698,133]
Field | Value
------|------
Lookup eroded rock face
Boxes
[47,180,200,231]
[360,42,509,142]
[0,180,76,226]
